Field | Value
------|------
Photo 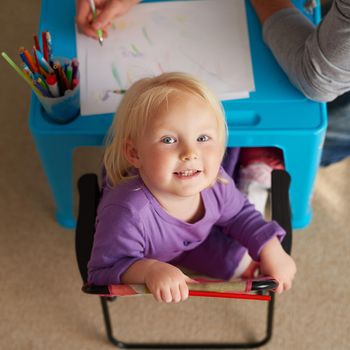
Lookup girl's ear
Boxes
[124,139,141,168]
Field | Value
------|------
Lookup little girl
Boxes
[88,72,296,303]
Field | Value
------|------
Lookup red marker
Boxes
[46,74,60,97]
[71,58,79,81]
[42,31,49,62]
[72,78,79,89]
[33,34,41,52]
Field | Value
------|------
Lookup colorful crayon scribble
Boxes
[142,27,153,45]
[111,63,123,89]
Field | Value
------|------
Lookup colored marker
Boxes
[46,74,60,97]
[45,32,53,63]
[34,81,51,97]
[33,47,53,74]
[56,62,70,91]
[52,63,64,96]
[33,34,41,52]
[42,31,49,62]
[65,64,73,88]
[32,47,41,74]
[113,89,127,94]
[71,58,79,81]
[53,61,70,95]
[36,76,50,93]
[19,47,34,73]
[88,0,104,46]
[32,71,46,81]
[72,78,79,89]
[22,48,37,73]
[1,52,42,95]
[22,63,35,80]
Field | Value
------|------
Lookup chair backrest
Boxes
[75,173,101,283]
[271,169,292,255]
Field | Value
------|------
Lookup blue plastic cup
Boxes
[37,57,80,124]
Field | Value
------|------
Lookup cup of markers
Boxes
[2,31,80,124]
[36,56,80,124]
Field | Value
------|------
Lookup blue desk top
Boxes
[30,0,326,139]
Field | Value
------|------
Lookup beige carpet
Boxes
[1,1,350,349]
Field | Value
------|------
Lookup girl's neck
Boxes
[157,193,204,223]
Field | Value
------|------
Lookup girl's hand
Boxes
[144,261,197,303]
[259,236,297,294]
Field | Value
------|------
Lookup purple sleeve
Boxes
[87,204,145,285]
[216,179,285,261]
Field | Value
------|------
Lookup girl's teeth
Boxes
[178,170,197,176]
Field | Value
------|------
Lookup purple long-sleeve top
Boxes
[88,167,285,285]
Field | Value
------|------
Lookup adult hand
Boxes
[76,0,139,40]
[144,261,197,303]
[259,236,297,294]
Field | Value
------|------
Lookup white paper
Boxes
[76,0,255,116]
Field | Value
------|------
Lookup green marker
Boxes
[66,65,73,88]
[89,0,104,46]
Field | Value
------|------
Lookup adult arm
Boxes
[251,0,350,102]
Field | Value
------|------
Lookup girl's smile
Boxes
[173,169,202,178]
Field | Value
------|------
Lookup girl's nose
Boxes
[181,148,198,161]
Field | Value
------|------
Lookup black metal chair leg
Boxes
[99,294,275,349]
[100,297,120,347]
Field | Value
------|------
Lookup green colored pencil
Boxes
[1,51,42,96]
[88,0,104,46]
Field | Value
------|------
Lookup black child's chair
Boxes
[75,169,292,349]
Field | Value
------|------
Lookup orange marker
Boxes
[22,48,37,73]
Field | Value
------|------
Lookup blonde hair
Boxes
[104,72,228,187]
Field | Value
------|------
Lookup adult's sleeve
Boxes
[263,0,350,102]
[88,204,146,285]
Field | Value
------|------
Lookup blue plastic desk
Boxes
[29,0,327,229]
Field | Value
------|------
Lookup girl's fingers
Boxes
[283,280,292,291]
[275,279,292,294]
[171,286,182,303]
[150,288,162,303]
[179,282,189,301]
[275,280,283,294]
[160,287,172,303]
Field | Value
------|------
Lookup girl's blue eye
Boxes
[197,135,210,142]
[161,136,176,144]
